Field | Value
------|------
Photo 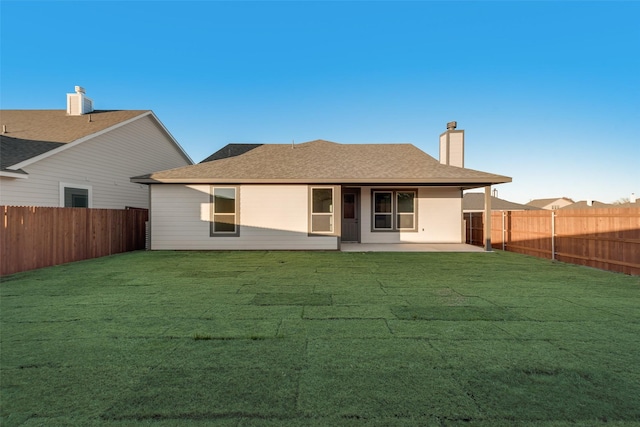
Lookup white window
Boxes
[59,182,92,208]
[372,190,417,232]
[211,187,239,236]
[396,191,415,230]
[310,187,334,233]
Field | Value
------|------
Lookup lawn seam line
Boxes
[556,296,625,319]
[384,318,394,335]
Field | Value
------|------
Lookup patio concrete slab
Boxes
[340,243,486,252]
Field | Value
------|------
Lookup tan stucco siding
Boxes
[150,184,338,250]
[0,115,190,209]
[359,186,463,244]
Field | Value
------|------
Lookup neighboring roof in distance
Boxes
[526,197,575,208]
[560,200,613,209]
[463,192,541,211]
[200,143,263,163]
[132,139,512,187]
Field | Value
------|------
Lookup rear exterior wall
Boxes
[149,184,463,250]
[359,186,463,244]
[149,184,339,250]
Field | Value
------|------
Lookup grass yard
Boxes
[1,250,639,426]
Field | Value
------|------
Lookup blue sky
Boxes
[1,1,638,204]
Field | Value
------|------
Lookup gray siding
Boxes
[0,115,190,208]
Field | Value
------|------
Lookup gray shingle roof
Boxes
[560,200,612,209]
[0,135,64,173]
[463,193,540,211]
[133,139,512,186]
[0,110,148,171]
[200,144,263,163]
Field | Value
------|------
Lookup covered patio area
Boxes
[340,243,486,252]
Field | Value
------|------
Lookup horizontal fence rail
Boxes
[466,208,640,276]
[1,206,148,276]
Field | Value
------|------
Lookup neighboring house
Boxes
[132,123,511,250]
[560,200,612,210]
[0,87,192,209]
[463,192,541,213]
[526,197,575,210]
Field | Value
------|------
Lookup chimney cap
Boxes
[447,121,457,130]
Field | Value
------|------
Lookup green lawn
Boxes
[1,250,639,426]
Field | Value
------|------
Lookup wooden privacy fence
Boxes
[1,206,148,276]
[465,208,640,276]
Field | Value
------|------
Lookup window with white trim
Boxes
[60,182,92,208]
[210,186,239,236]
[310,187,334,233]
[372,190,417,232]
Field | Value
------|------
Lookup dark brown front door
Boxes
[342,189,360,242]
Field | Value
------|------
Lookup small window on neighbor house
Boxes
[311,188,333,233]
[211,187,239,236]
[64,187,89,208]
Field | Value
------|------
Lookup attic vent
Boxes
[67,86,94,116]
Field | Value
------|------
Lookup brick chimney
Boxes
[439,121,464,168]
[66,86,94,116]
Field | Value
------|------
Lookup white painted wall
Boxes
[448,132,464,168]
[150,184,338,250]
[0,115,190,209]
[359,186,463,244]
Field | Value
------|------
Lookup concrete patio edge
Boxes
[340,243,487,252]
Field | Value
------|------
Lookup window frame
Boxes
[59,182,92,208]
[309,186,335,235]
[210,186,240,237]
[396,191,416,231]
[371,189,418,232]
[372,191,393,231]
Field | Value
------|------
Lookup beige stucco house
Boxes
[0,87,192,209]
[133,123,511,250]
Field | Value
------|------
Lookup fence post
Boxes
[484,186,492,251]
[502,211,506,251]
[551,210,556,260]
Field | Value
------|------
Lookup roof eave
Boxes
[147,111,194,165]
[131,176,512,185]
[0,169,29,179]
